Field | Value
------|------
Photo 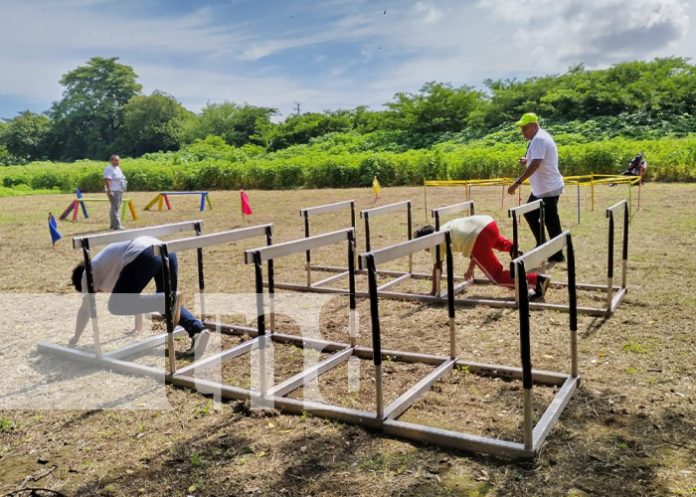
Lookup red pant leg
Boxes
[471,221,537,288]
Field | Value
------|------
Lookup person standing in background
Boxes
[103,154,126,230]
[507,113,565,263]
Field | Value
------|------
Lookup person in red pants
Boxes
[415,215,549,299]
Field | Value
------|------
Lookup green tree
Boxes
[268,110,352,150]
[479,58,696,130]
[383,82,484,135]
[193,102,277,147]
[1,111,52,160]
[349,105,386,133]
[117,91,194,156]
[49,56,142,160]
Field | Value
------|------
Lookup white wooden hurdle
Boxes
[153,224,274,375]
[431,200,475,231]
[299,200,356,285]
[37,223,273,385]
[275,199,427,295]
[355,230,579,458]
[509,199,630,316]
[38,222,581,458]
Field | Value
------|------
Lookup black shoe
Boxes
[547,253,565,264]
[530,274,550,301]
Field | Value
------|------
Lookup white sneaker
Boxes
[184,329,210,358]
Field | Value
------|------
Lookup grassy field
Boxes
[0,183,694,497]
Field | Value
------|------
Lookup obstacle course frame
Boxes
[60,194,139,223]
[508,199,630,317]
[39,218,581,458]
[144,191,213,212]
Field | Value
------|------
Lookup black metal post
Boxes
[566,235,578,333]
[81,241,96,295]
[445,233,455,317]
[265,226,274,295]
[539,200,546,245]
[253,252,265,336]
[607,210,614,281]
[517,260,532,391]
[82,240,100,354]
[622,202,629,266]
[350,201,356,230]
[194,221,205,293]
[445,232,456,358]
[348,231,356,312]
[511,212,520,258]
[159,245,174,334]
[364,213,371,252]
[304,211,311,277]
[366,255,381,366]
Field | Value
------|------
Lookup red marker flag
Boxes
[240,190,253,215]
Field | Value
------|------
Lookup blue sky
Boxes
[1,0,695,120]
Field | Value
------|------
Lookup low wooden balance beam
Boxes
[59,196,139,222]
[144,191,212,212]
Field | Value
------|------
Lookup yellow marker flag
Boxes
[372,176,381,197]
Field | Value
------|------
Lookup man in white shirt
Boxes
[507,113,565,263]
[69,236,209,357]
[103,154,127,230]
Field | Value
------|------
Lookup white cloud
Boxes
[477,0,691,66]
[412,2,445,25]
[0,0,694,119]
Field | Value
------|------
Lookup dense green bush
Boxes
[0,134,693,196]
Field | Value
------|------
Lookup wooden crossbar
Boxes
[300,200,354,217]
[144,191,212,212]
[245,228,353,264]
[509,199,543,217]
[160,191,209,195]
[360,231,445,267]
[153,224,272,255]
[72,220,203,249]
[431,201,474,218]
[360,200,410,218]
[512,232,569,270]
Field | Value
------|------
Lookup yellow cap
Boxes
[514,112,539,127]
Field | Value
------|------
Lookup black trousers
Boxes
[523,193,564,261]
[108,248,203,336]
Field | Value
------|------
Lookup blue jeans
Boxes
[108,247,204,337]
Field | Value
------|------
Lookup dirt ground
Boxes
[0,183,694,496]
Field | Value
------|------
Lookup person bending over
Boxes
[415,215,549,299]
[70,235,209,357]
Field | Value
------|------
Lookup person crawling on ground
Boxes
[70,235,209,357]
[415,215,550,300]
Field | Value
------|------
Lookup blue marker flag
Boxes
[48,213,62,246]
